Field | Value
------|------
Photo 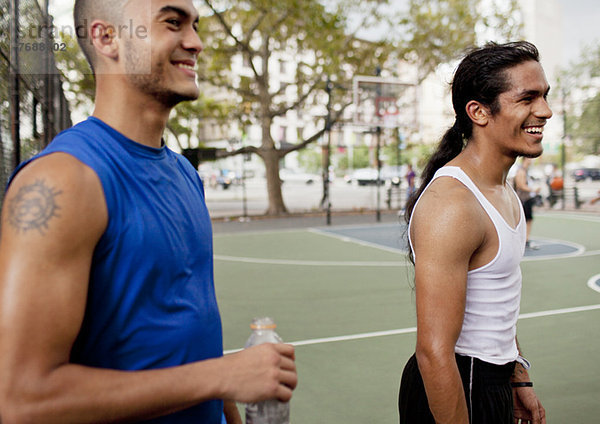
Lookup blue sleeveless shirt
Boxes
[11,117,224,423]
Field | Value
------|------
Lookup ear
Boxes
[465,100,490,127]
[90,20,119,62]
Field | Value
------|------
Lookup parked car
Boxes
[345,166,406,186]
[279,168,319,184]
[572,168,600,182]
[345,168,378,185]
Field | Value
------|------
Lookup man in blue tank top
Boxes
[0,1,296,422]
[399,42,549,423]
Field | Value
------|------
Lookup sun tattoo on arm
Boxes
[7,179,63,235]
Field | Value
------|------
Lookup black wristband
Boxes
[511,382,533,388]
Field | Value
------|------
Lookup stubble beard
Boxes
[124,45,198,108]
[511,145,543,160]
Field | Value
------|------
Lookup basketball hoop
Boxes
[352,76,418,131]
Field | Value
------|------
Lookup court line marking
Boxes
[538,212,600,224]
[308,227,405,255]
[571,249,600,258]
[213,254,409,267]
[213,247,600,267]
[212,222,405,238]
[211,213,600,238]
[223,304,600,354]
[587,274,600,294]
[312,222,403,231]
[215,223,596,265]
[213,228,312,238]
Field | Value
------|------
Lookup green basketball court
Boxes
[212,212,600,423]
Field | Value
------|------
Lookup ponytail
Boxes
[404,120,465,226]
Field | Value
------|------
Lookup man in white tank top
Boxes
[399,42,549,424]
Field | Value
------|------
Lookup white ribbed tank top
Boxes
[408,166,526,365]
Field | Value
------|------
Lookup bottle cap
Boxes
[250,317,277,330]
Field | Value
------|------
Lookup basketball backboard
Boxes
[352,76,418,132]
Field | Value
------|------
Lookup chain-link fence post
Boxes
[9,0,21,168]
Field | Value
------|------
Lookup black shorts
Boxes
[398,353,515,423]
[522,198,535,221]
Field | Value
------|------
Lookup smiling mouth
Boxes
[523,125,544,135]
[175,63,195,71]
[172,61,197,78]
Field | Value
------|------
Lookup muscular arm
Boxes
[410,179,486,424]
[0,154,296,423]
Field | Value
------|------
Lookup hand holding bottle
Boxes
[220,342,296,404]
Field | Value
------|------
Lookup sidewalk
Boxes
[207,178,600,230]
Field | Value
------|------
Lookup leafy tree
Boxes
[197,0,522,214]
[395,0,523,82]
[559,42,600,156]
[197,0,395,214]
[574,91,600,155]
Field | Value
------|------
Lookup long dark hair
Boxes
[405,41,540,224]
[403,41,540,263]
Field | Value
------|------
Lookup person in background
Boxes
[514,157,541,249]
[405,163,417,203]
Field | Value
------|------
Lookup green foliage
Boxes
[558,41,600,155]
[197,0,395,139]
[55,32,95,114]
[335,145,370,170]
[351,145,370,169]
[169,95,237,149]
[396,0,523,81]
[572,91,600,155]
[383,142,403,167]
[197,0,401,212]
[297,148,322,173]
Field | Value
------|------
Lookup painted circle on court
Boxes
[587,274,600,294]
[521,237,584,261]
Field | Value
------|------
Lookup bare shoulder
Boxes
[412,176,485,229]
[411,176,486,256]
[1,152,107,246]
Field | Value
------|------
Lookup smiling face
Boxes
[122,0,202,107]
[486,60,553,159]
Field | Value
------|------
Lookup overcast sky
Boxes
[49,0,599,67]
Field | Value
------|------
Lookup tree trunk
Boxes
[256,32,288,215]
[262,148,287,215]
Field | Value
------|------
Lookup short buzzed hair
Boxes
[73,0,126,72]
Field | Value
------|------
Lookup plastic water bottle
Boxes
[244,317,290,424]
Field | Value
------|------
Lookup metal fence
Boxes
[0,0,71,204]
